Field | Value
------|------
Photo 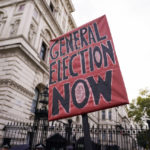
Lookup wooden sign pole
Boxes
[82,113,93,150]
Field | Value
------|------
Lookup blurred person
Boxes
[1,144,10,150]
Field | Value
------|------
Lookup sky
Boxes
[71,0,150,101]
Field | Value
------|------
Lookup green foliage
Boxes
[127,89,150,125]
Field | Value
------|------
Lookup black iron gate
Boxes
[2,121,150,150]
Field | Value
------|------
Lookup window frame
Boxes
[49,2,54,12]
[18,4,25,11]
[40,41,47,61]
[102,110,106,120]
[108,110,112,120]
[31,88,39,113]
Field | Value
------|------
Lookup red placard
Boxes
[48,15,129,121]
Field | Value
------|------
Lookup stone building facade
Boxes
[0,0,76,142]
[0,0,130,144]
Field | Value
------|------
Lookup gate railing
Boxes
[2,121,149,150]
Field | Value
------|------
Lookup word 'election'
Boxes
[49,22,115,85]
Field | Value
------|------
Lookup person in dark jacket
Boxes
[1,144,10,150]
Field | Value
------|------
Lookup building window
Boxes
[0,12,5,36]
[108,110,112,120]
[40,41,47,60]
[10,19,20,36]
[49,2,54,12]
[33,8,38,20]
[62,16,66,31]
[18,4,25,11]
[102,130,107,141]
[0,12,4,20]
[102,110,105,120]
[76,116,80,123]
[31,88,39,113]
[109,131,113,141]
